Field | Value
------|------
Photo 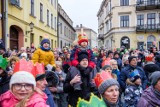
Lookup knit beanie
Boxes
[78,34,88,45]
[149,71,160,86]
[10,71,36,89]
[102,65,112,71]
[129,69,141,82]
[98,79,119,94]
[128,56,137,63]
[41,39,50,46]
[78,52,88,62]
[36,74,46,81]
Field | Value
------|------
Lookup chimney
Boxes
[76,25,79,28]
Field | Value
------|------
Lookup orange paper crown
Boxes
[13,59,45,77]
[145,54,154,62]
[94,70,113,87]
[78,33,88,45]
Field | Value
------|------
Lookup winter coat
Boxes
[137,86,160,107]
[0,90,49,107]
[44,87,55,107]
[120,65,147,91]
[70,46,95,68]
[124,85,143,107]
[143,62,160,78]
[0,74,10,95]
[32,48,55,67]
[63,66,98,107]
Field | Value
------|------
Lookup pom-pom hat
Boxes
[78,33,88,45]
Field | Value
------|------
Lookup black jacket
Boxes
[63,66,98,107]
[0,74,10,95]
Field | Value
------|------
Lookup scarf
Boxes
[40,46,51,51]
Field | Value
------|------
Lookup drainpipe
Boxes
[2,0,8,49]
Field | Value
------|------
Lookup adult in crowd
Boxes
[32,38,55,69]
[120,56,147,91]
[36,71,55,107]
[0,39,8,58]
[64,52,97,107]
[0,56,9,94]
[143,54,160,79]
[95,71,121,107]
[137,71,160,106]
[0,71,49,107]
[113,51,122,70]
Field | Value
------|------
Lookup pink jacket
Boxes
[0,90,49,107]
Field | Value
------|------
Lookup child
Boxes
[124,69,143,107]
[101,65,117,79]
[70,33,95,90]
[32,38,55,69]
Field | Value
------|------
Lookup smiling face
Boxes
[12,83,34,100]
[103,85,119,104]
[43,43,50,49]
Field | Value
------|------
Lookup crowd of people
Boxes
[0,33,160,107]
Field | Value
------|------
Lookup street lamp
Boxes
[26,22,34,35]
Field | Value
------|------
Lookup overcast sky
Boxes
[58,0,103,33]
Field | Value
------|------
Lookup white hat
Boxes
[9,71,36,89]
[21,52,27,58]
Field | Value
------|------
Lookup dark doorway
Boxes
[121,36,130,49]
[10,26,19,50]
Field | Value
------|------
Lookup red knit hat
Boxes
[145,54,154,62]
[78,33,88,45]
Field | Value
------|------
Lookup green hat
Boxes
[0,55,8,70]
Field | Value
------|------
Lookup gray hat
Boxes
[98,79,119,94]
[102,65,112,71]
[149,71,160,86]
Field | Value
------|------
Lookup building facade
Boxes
[58,4,76,49]
[0,0,58,50]
[75,24,98,48]
[97,0,160,50]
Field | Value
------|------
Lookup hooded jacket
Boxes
[137,86,160,107]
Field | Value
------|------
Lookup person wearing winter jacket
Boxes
[137,71,160,107]
[0,71,49,107]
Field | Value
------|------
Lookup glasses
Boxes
[13,83,33,91]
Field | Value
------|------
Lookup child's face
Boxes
[80,41,88,48]
[56,64,61,71]
[105,68,112,74]
[43,43,49,49]
[134,78,141,85]
[111,62,118,70]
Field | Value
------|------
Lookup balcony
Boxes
[98,34,104,40]
[136,0,160,11]
[136,24,160,32]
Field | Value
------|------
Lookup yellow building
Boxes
[97,0,160,50]
[0,0,57,50]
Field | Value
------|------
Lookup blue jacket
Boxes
[44,87,55,107]
[120,65,147,91]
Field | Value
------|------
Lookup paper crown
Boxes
[77,93,106,107]
[78,33,88,45]
[94,70,113,87]
[13,59,45,77]
[145,54,154,62]
[0,55,8,70]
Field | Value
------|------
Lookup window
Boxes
[55,40,57,47]
[40,3,43,21]
[60,23,62,34]
[54,0,57,9]
[47,9,49,26]
[64,26,66,36]
[54,17,57,30]
[39,36,43,44]
[159,13,160,24]
[137,14,144,26]
[106,21,109,32]
[30,33,34,46]
[147,13,156,29]
[120,0,129,6]
[16,0,20,6]
[31,0,34,16]
[51,14,53,28]
[51,0,53,5]
[120,15,129,27]
[51,39,53,49]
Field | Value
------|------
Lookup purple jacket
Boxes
[137,86,160,107]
